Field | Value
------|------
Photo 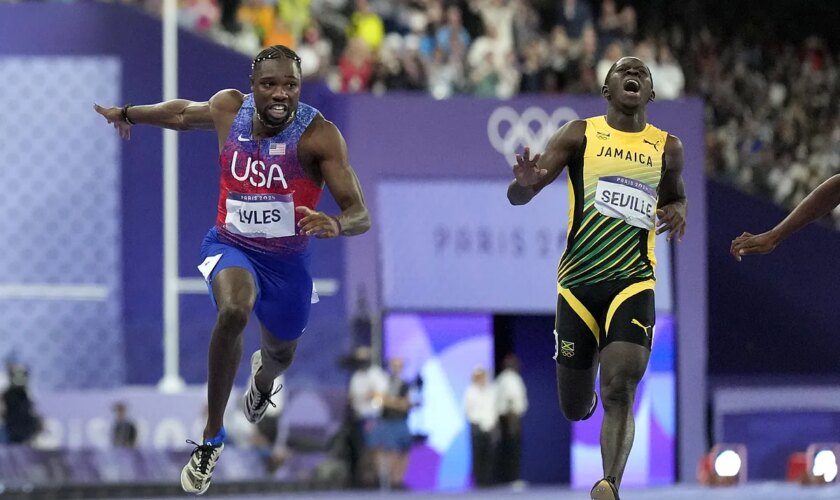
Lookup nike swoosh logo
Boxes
[237,134,251,142]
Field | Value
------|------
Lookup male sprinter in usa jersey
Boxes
[507,57,686,500]
[95,46,370,495]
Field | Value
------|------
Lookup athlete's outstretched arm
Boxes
[730,174,840,260]
[296,119,371,238]
[93,89,242,139]
[655,134,687,241]
[507,120,586,205]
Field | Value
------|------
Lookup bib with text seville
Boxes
[594,176,657,230]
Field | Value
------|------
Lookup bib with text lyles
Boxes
[594,176,657,229]
[224,192,296,238]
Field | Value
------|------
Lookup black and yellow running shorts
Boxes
[554,278,655,369]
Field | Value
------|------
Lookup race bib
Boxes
[594,176,657,229]
[225,192,295,238]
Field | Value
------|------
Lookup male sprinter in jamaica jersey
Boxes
[507,57,686,500]
[95,45,370,495]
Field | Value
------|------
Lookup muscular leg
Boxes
[254,324,298,393]
[204,267,256,440]
[556,362,599,421]
[598,341,650,487]
[554,289,600,421]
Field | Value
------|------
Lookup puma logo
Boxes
[643,139,660,151]
[631,319,653,338]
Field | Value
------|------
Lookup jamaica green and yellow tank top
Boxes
[557,116,669,289]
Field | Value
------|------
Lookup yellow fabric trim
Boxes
[566,174,575,241]
[604,280,655,335]
[647,226,657,267]
[558,285,600,344]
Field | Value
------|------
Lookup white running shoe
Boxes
[243,350,282,424]
[180,440,224,495]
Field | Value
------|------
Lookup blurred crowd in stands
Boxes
[124,0,840,225]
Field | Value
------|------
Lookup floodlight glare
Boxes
[714,450,743,478]
[812,449,837,483]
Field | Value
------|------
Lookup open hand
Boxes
[656,204,686,242]
[730,231,779,261]
[512,147,547,187]
[296,207,340,238]
[94,103,132,140]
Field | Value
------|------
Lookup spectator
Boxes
[237,0,276,44]
[475,0,515,56]
[596,41,625,88]
[338,37,375,92]
[219,0,242,33]
[278,0,311,41]
[427,46,465,99]
[112,401,138,448]
[2,363,41,445]
[597,0,622,47]
[0,361,8,444]
[556,0,592,39]
[369,357,412,490]
[511,0,540,55]
[405,10,436,60]
[545,26,573,92]
[297,22,334,80]
[347,346,388,488]
[435,5,471,58]
[618,4,637,41]
[400,35,430,91]
[519,37,549,94]
[494,354,528,485]
[263,16,297,49]
[568,23,599,94]
[463,367,497,488]
[347,0,385,51]
[654,45,685,100]
[467,24,504,72]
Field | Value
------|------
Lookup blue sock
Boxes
[204,427,226,447]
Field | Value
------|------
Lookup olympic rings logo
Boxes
[487,106,580,167]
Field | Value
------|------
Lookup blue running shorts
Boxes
[197,227,315,341]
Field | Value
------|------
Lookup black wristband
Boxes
[121,104,135,125]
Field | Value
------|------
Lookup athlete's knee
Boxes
[600,373,641,410]
[263,339,297,369]
[215,304,251,333]
[560,398,593,422]
[265,346,295,368]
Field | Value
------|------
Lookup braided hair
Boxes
[252,45,302,74]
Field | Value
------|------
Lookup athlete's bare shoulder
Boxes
[208,89,245,114]
[546,119,587,156]
[301,113,343,150]
[207,90,245,150]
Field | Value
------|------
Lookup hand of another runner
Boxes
[730,231,779,261]
[94,103,132,140]
[296,207,341,238]
[655,203,686,242]
[512,147,547,187]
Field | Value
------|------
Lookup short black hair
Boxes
[252,45,302,74]
[604,57,654,87]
